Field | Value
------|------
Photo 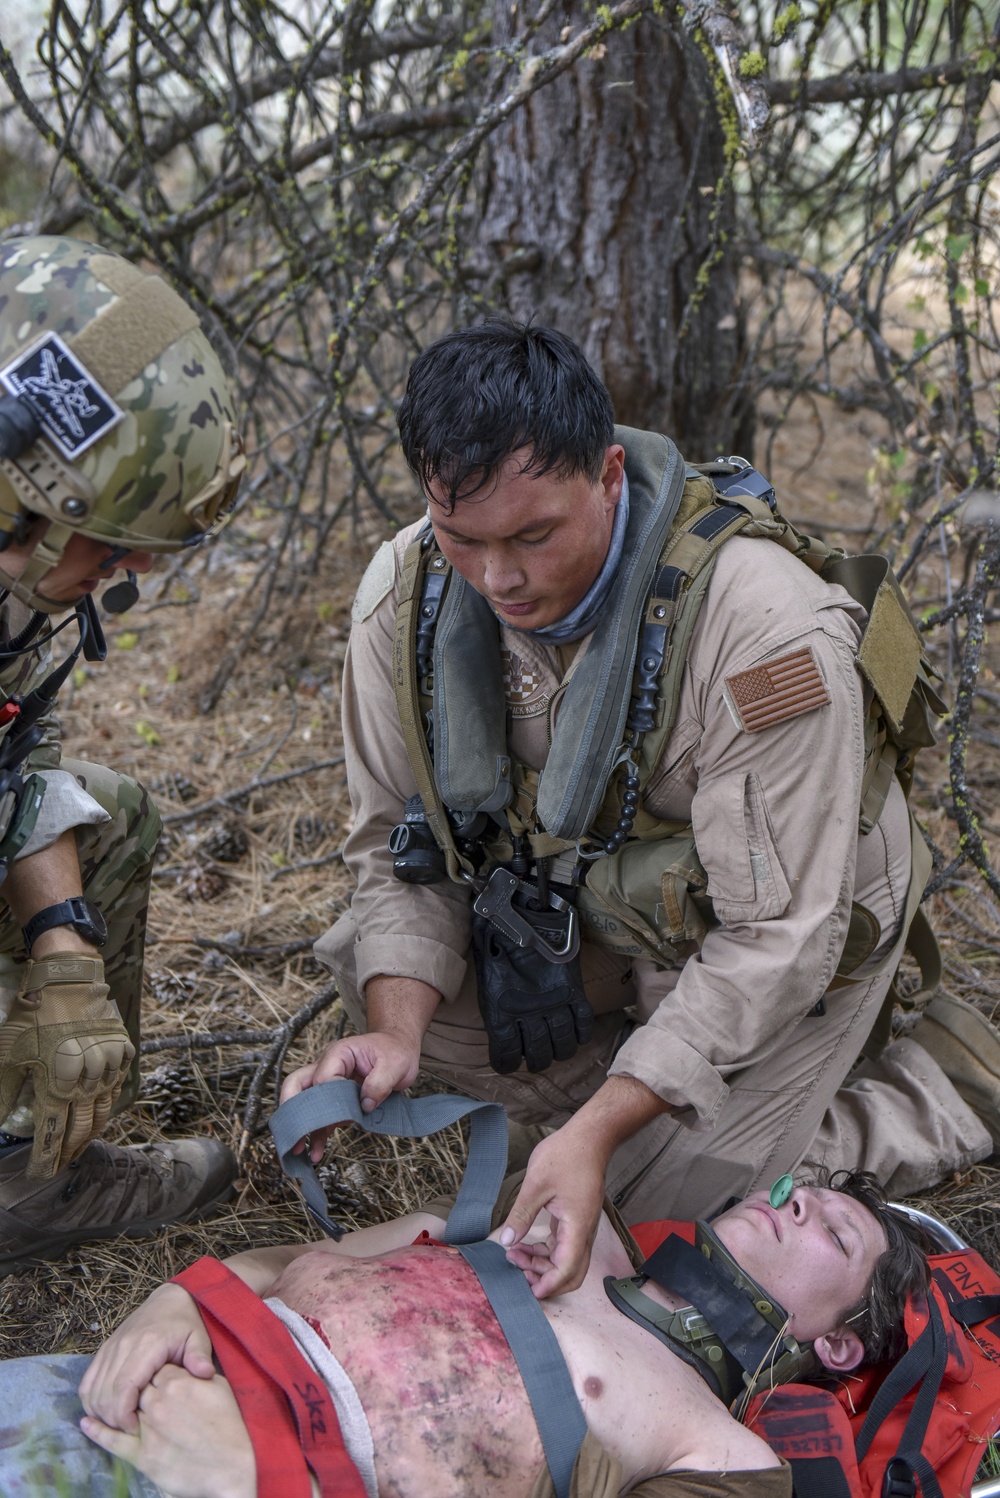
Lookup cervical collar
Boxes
[604,1220,819,1406]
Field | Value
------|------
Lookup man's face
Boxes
[426,445,625,632]
[2,531,153,606]
[712,1186,888,1344]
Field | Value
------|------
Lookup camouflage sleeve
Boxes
[0,600,62,773]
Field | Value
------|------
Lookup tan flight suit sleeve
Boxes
[609,537,869,1126]
[339,525,473,1001]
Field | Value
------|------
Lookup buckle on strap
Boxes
[882,1458,917,1498]
[473,867,580,963]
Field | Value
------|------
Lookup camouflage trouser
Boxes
[0,760,161,1112]
[0,1352,159,1496]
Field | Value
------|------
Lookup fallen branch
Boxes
[193,935,320,958]
[239,982,340,1156]
[140,1028,279,1054]
[269,847,345,881]
[161,757,345,826]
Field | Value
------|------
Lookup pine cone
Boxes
[199,819,249,864]
[139,1060,202,1129]
[294,814,329,851]
[182,860,230,902]
[151,771,199,803]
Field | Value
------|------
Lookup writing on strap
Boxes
[172,1255,368,1498]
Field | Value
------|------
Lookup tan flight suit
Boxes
[318,519,991,1219]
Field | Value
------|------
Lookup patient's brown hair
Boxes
[830,1170,931,1365]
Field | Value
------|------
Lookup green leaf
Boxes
[115,632,139,650]
[913,329,929,352]
[134,719,161,747]
[945,232,971,261]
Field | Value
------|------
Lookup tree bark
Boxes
[475,5,750,457]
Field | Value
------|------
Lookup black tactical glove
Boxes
[472,905,593,1075]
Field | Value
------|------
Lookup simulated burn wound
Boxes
[723,647,830,733]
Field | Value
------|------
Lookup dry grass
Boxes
[1,426,1000,1366]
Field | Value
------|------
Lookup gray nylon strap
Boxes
[268,1080,508,1243]
[459,1239,587,1498]
[270,1081,588,1493]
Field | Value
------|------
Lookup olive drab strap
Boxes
[393,526,475,883]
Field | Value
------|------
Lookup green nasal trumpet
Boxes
[768,1174,794,1208]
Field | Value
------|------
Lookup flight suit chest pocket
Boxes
[692,771,792,923]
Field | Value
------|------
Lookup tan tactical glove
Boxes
[0,954,134,1180]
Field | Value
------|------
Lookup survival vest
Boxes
[744,1243,1000,1498]
[391,426,945,1040]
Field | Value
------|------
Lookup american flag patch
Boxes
[724,647,830,733]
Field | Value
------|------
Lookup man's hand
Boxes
[81,1365,257,1498]
[280,1030,422,1159]
[498,1075,671,1299]
[498,1127,608,1299]
[0,953,133,1178]
[79,1282,213,1434]
[278,973,441,1160]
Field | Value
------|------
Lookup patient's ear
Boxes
[813,1327,865,1372]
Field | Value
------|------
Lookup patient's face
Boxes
[711,1186,887,1343]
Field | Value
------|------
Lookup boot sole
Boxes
[0,1179,236,1278]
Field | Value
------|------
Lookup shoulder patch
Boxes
[352,540,396,623]
[723,646,830,733]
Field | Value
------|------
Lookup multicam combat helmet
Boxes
[0,235,245,612]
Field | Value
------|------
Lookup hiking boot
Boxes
[0,1135,237,1275]
[911,994,1000,1150]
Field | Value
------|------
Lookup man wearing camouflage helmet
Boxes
[0,235,245,1273]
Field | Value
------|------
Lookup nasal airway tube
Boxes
[172,1255,368,1498]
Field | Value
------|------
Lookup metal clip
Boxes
[473,868,580,963]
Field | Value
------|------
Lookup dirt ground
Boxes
[2,381,1000,1382]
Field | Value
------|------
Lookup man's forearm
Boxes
[366,974,442,1048]
[3,827,97,957]
[562,1073,672,1167]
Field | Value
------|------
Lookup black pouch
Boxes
[471,874,593,1075]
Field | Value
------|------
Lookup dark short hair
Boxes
[830,1171,931,1365]
[396,319,615,510]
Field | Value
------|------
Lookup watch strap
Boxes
[22,897,108,950]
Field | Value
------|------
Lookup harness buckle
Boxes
[473,867,580,963]
[882,1458,917,1498]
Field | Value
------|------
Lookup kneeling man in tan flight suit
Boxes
[285,320,1000,1301]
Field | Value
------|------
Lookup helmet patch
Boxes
[0,331,123,458]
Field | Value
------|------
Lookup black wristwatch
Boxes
[22,897,108,951]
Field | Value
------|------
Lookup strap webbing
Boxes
[855,1295,947,1464]
[459,1239,587,1498]
[173,1255,368,1498]
[269,1079,508,1243]
[268,1080,588,1494]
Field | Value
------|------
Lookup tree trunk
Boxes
[474,5,750,458]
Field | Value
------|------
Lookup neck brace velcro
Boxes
[604,1221,818,1406]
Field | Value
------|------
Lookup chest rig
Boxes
[390,426,944,1046]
